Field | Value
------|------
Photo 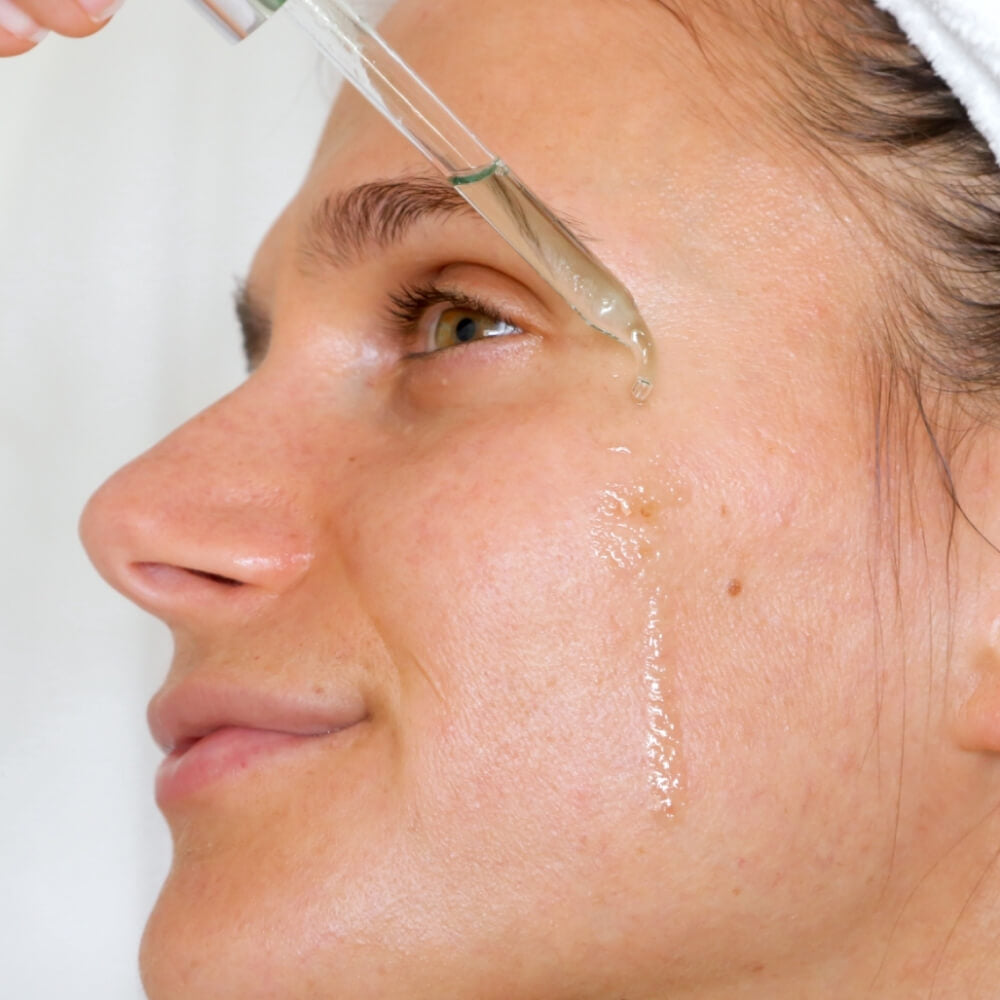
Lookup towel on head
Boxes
[873,0,1000,164]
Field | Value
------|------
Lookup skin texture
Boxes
[78,0,1000,997]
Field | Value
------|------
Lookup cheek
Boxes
[645,403,896,863]
[319,362,890,910]
[341,413,671,843]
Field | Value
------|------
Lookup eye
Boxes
[388,283,526,358]
[423,304,521,353]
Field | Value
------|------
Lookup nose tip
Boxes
[79,421,317,624]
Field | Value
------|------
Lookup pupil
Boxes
[455,317,478,343]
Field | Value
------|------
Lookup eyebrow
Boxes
[301,174,479,271]
[302,172,596,271]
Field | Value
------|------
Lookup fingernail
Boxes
[0,0,46,41]
[77,0,123,22]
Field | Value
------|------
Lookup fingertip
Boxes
[75,0,122,24]
[0,0,45,47]
[20,0,114,40]
[43,1,108,38]
[0,23,44,54]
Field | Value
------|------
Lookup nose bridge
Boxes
[80,378,325,618]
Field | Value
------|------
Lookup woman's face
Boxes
[81,0,967,996]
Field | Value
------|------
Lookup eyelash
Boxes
[387,282,522,355]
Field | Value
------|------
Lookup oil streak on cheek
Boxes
[645,589,682,813]
[592,481,686,816]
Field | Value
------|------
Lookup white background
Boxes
[0,0,390,994]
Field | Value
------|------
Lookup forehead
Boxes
[307,0,712,203]
[292,0,749,286]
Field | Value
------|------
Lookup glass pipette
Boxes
[188,0,656,401]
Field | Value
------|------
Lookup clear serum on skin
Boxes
[593,482,683,814]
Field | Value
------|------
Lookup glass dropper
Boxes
[188,0,656,402]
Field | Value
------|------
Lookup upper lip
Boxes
[148,680,369,754]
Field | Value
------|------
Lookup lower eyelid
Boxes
[402,328,539,365]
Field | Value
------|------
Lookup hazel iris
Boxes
[430,307,519,351]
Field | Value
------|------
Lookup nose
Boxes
[80,381,318,628]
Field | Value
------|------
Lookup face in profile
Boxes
[80,0,998,997]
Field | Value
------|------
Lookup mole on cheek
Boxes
[727,579,743,598]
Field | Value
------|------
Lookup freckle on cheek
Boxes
[592,481,685,817]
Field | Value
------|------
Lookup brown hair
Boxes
[784,0,1000,407]
[657,0,1000,413]
[660,0,1000,538]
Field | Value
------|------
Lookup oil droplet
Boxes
[592,485,662,571]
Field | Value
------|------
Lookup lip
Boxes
[148,681,368,806]
[154,726,360,806]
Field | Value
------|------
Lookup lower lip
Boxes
[155,726,346,806]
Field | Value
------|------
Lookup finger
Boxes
[13,0,116,39]
[0,0,47,52]
[0,29,43,56]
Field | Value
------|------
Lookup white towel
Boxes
[873,0,1000,164]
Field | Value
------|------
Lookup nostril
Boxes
[188,569,245,588]
[131,562,245,595]
[111,562,264,621]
